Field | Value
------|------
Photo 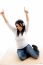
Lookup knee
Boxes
[19,55,27,61]
[34,52,39,59]
[32,54,39,59]
[18,52,27,61]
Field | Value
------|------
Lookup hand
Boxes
[24,7,29,14]
[0,10,4,15]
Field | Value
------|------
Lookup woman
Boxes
[0,8,39,61]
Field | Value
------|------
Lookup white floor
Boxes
[0,48,43,64]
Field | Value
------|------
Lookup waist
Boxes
[16,41,28,49]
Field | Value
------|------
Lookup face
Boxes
[16,23,23,32]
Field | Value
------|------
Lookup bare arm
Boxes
[0,10,16,31]
[24,7,29,31]
[24,7,29,22]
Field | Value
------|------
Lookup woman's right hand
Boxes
[0,10,4,16]
[0,10,8,23]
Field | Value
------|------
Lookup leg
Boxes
[17,49,27,61]
[26,44,39,59]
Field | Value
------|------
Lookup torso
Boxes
[15,30,28,49]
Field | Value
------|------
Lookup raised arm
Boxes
[0,10,16,31]
[24,7,29,31]
[24,7,29,22]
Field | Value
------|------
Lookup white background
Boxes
[0,0,43,59]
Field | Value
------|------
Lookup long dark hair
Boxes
[15,19,26,36]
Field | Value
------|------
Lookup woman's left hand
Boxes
[24,7,29,14]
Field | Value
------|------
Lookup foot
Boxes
[32,45,38,51]
[32,45,39,55]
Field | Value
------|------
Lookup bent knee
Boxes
[18,53,27,60]
[32,55,39,59]
[19,56,27,61]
